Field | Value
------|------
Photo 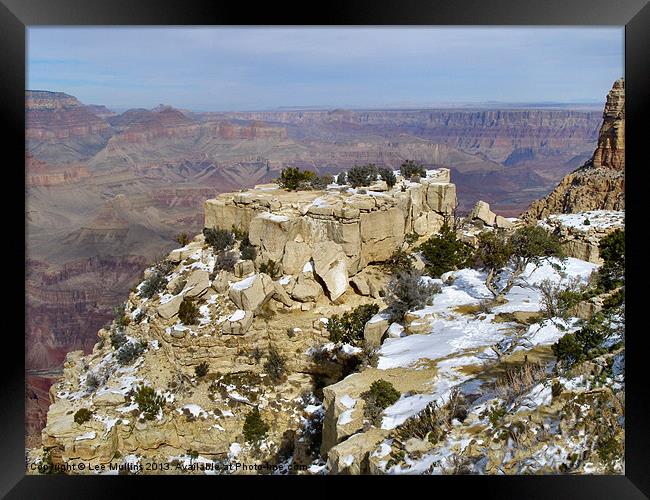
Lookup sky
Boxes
[27,27,624,112]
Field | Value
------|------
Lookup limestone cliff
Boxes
[29,146,625,475]
[521,79,625,221]
[29,170,457,474]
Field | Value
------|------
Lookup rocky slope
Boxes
[24,90,605,441]
[30,168,624,475]
[521,79,625,221]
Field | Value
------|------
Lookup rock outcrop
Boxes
[469,200,513,229]
[537,210,624,263]
[521,79,625,221]
[204,169,456,285]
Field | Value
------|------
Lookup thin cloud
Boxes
[27,27,624,111]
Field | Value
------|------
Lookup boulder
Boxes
[281,241,313,275]
[249,212,292,263]
[327,428,390,474]
[272,281,294,307]
[312,242,349,301]
[495,215,514,229]
[157,295,183,319]
[470,200,497,226]
[168,241,203,263]
[212,270,234,294]
[221,310,254,335]
[228,273,275,312]
[290,273,323,303]
[350,275,371,296]
[184,269,210,297]
[234,260,255,278]
[166,274,186,293]
[363,313,390,348]
[360,207,405,264]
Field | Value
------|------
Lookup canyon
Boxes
[26,90,604,441]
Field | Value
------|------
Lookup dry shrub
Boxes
[494,360,547,404]
[394,388,466,444]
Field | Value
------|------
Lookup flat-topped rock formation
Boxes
[205,169,456,284]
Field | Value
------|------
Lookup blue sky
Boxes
[27,27,624,111]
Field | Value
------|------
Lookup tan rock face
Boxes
[228,273,275,312]
[184,269,210,298]
[470,200,496,226]
[593,78,625,171]
[281,241,312,275]
[360,207,405,265]
[327,427,389,474]
[521,79,625,221]
[537,211,624,264]
[157,295,183,319]
[204,168,457,296]
[290,273,323,303]
[363,314,390,349]
[312,242,349,301]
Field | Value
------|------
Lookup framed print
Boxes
[1,0,648,496]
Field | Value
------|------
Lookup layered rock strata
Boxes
[521,79,625,220]
[205,169,456,281]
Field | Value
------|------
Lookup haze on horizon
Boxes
[27,27,624,112]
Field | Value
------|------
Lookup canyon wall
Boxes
[521,79,625,221]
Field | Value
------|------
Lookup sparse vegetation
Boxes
[378,167,397,188]
[240,243,257,261]
[362,379,401,426]
[214,251,238,273]
[475,226,564,300]
[140,271,167,299]
[404,232,420,246]
[110,329,127,350]
[394,388,466,444]
[178,297,199,325]
[385,269,441,322]
[347,164,379,188]
[175,232,190,246]
[597,229,624,291]
[326,303,380,345]
[113,303,131,329]
[116,340,147,365]
[259,259,281,278]
[538,276,589,319]
[552,312,614,368]
[74,408,93,425]
[243,407,270,444]
[418,222,474,278]
[250,347,263,364]
[203,227,235,252]
[400,160,427,179]
[275,167,317,191]
[486,403,507,427]
[133,385,165,421]
[382,248,415,274]
[195,361,209,378]
[310,173,334,190]
[263,345,287,383]
[494,360,547,404]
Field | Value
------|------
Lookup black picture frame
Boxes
[3,0,648,496]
